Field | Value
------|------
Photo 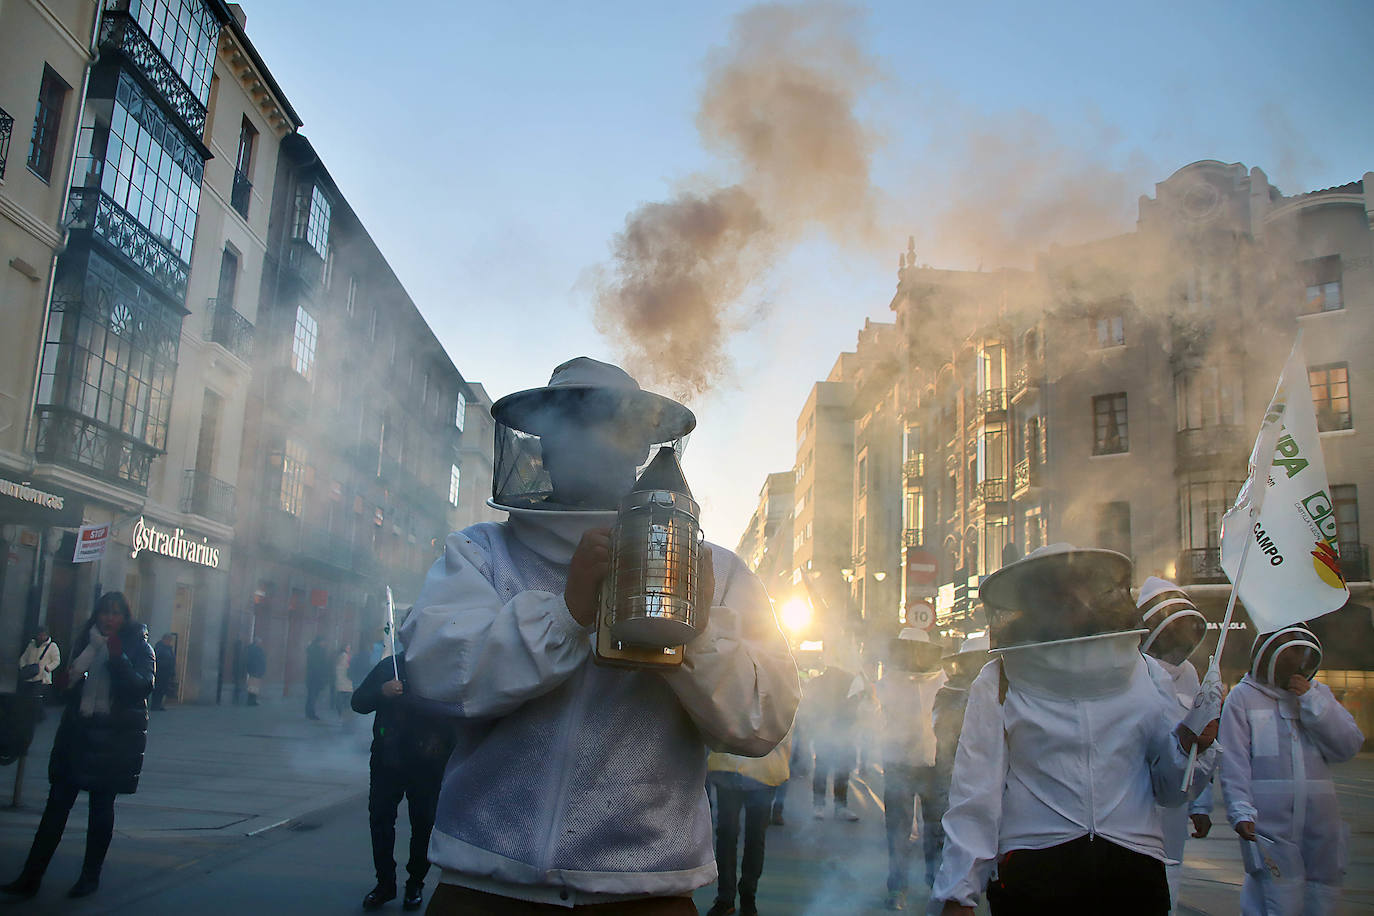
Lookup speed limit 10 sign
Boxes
[907,600,935,630]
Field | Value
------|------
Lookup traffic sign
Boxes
[907,599,935,630]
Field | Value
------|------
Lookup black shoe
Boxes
[705,901,736,916]
[363,883,397,910]
[769,808,784,826]
[67,873,99,898]
[0,873,41,899]
[740,901,759,916]
[402,881,423,910]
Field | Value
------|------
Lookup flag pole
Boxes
[386,586,399,681]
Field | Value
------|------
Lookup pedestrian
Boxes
[877,628,947,911]
[0,592,155,900]
[807,661,863,821]
[929,544,1221,916]
[769,718,807,827]
[924,633,991,899]
[399,357,799,912]
[704,732,792,916]
[305,636,329,719]
[242,637,266,706]
[149,633,176,711]
[353,649,455,912]
[1219,623,1363,915]
[1136,577,1217,908]
[17,626,61,705]
[333,645,353,719]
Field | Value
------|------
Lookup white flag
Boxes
[1219,335,1349,633]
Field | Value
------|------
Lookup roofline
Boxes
[221,9,303,128]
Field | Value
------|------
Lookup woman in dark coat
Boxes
[0,591,155,900]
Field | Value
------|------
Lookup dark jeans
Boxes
[425,883,697,914]
[883,763,938,893]
[369,762,441,887]
[987,835,1170,915]
[712,783,774,906]
[812,742,852,808]
[305,680,326,717]
[20,781,117,879]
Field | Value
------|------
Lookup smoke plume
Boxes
[594,3,879,397]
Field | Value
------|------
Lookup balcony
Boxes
[1011,363,1042,405]
[33,406,158,493]
[902,528,923,548]
[903,455,925,483]
[1339,542,1370,583]
[231,168,252,218]
[1178,548,1227,585]
[98,10,208,135]
[1012,458,1042,498]
[975,477,1008,509]
[969,388,1008,427]
[284,237,324,290]
[269,365,312,417]
[65,187,189,300]
[0,107,13,180]
[203,298,255,362]
[1176,426,1248,473]
[180,469,236,524]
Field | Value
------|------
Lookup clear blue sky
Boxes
[241,0,1373,547]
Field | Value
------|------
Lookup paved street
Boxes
[0,697,1369,914]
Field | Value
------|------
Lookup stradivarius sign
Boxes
[130,516,221,568]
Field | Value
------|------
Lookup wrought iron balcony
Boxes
[34,406,158,492]
[180,469,236,524]
[1011,364,1042,404]
[1012,457,1041,497]
[1176,425,1247,472]
[231,168,252,218]
[976,477,1008,505]
[1339,542,1370,583]
[903,455,925,482]
[98,10,208,135]
[902,528,923,548]
[1178,548,1227,585]
[66,187,189,300]
[203,298,255,361]
[0,107,13,181]
[969,388,1008,427]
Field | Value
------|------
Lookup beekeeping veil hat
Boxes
[488,357,695,512]
[887,627,944,672]
[1136,576,1208,664]
[1250,624,1322,686]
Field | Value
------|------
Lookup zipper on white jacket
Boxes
[1083,699,1096,841]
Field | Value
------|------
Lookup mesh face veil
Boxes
[1136,577,1208,665]
[1250,625,1323,686]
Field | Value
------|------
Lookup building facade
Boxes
[734,470,794,605]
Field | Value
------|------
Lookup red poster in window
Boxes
[310,589,329,608]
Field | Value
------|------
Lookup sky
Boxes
[240,0,1373,547]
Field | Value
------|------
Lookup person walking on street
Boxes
[353,650,456,912]
[242,638,266,706]
[705,732,792,916]
[305,636,329,719]
[877,629,946,911]
[808,661,863,821]
[149,634,176,711]
[0,592,155,900]
[17,627,61,705]
[333,645,353,721]
[1219,624,1363,915]
[398,357,798,912]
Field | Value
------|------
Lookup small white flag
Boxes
[1219,336,1349,634]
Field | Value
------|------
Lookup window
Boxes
[1096,501,1131,558]
[1092,393,1129,454]
[856,454,867,495]
[28,65,69,181]
[449,464,461,507]
[1332,485,1359,550]
[455,389,466,432]
[1176,367,1243,431]
[215,247,238,307]
[291,307,318,380]
[231,117,255,217]
[1179,481,1243,550]
[346,276,357,316]
[1024,507,1046,552]
[279,439,308,516]
[126,0,220,104]
[983,518,1010,575]
[293,182,331,257]
[1301,256,1343,314]
[1309,363,1351,431]
[76,71,204,261]
[978,428,1005,482]
[1095,316,1124,348]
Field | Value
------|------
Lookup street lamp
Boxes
[872,571,887,582]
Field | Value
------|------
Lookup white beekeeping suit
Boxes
[1137,576,1217,908]
[1220,625,1363,915]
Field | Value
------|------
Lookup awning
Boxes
[0,474,86,528]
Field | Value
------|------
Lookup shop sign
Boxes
[73,523,111,563]
[0,476,85,527]
[130,516,221,568]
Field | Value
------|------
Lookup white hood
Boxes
[1000,630,1147,700]
[492,498,617,565]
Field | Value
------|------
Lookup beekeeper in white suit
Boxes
[1219,624,1363,915]
[1136,576,1218,908]
[928,545,1221,916]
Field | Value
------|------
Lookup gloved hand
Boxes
[1182,665,1224,738]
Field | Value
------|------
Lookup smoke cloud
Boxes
[594,3,879,397]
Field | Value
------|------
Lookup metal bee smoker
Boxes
[594,447,705,668]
